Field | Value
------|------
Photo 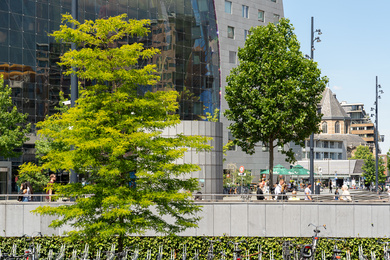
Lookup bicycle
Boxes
[282,241,297,260]
[377,241,390,260]
[228,240,246,260]
[358,245,369,260]
[327,238,344,260]
[204,238,220,260]
[297,223,326,260]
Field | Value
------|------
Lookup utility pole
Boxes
[309,17,322,193]
[70,0,79,184]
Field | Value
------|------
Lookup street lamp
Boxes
[371,76,384,192]
[309,17,322,193]
[70,0,79,184]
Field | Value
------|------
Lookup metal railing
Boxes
[0,193,388,203]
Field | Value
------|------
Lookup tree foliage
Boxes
[224,18,327,188]
[351,145,386,185]
[19,14,211,250]
[0,77,31,158]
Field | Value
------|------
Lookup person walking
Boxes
[21,182,33,202]
[256,183,265,200]
[304,184,312,200]
[329,181,332,193]
[46,174,56,202]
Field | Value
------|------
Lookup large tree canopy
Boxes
[19,14,211,250]
[0,77,31,158]
[224,18,327,188]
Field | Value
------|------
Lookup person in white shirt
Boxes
[304,184,312,200]
[275,179,284,200]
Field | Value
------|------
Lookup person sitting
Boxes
[288,190,300,200]
[340,185,352,201]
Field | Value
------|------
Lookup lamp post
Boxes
[371,76,384,192]
[309,17,322,193]
[70,0,79,184]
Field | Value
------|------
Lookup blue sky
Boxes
[283,0,390,154]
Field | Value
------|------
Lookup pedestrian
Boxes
[275,179,284,200]
[304,184,312,200]
[20,181,33,202]
[329,181,332,193]
[341,184,352,201]
[46,174,56,202]
[334,188,339,200]
[256,183,265,200]
[288,190,300,200]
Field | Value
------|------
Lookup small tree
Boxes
[351,145,386,186]
[19,14,211,250]
[0,77,31,158]
[224,18,327,188]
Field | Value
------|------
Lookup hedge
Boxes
[0,236,388,259]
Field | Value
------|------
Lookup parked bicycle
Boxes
[327,238,345,260]
[228,240,246,260]
[298,223,326,260]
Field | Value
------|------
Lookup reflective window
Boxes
[227,26,234,39]
[335,121,340,133]
[258,10,264,22]
[225,0,232,14]
[229,51,236,64]
[322,122,327,133]
[244,29,249,40]
[242,5,249,18]
[0,0,221,127]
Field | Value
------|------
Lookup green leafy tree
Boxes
[351,145,386,186]
[0,77,31,158]
[224,18,327,188]
[223,170,252,189]
[19,14,211,250]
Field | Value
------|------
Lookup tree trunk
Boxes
[268,139,274,191]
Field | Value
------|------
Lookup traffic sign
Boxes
[239,166,245,173]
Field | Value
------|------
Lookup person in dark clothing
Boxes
[256,183,265,200]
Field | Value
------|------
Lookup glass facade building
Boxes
[0,0,220,191]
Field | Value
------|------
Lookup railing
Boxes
[194,193,390,203]
[0,193,389,203]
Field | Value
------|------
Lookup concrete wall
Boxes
[2,201,389,238]
[161,121,224,194]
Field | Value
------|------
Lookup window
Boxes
[273,14,280,24]
[335,121,340,133]
[271,0,276,2]
[330,141,335,148]
[322,122,327,133]
[324,141,328,148]
[324,152,329,159]
[338,142,342,149]
[244,29,249,40]
[227,26,234,39]
[316,152,321,159]
[258,10,264,22]
[229,51,236,64]
[242,5,249,18]
[228,132,236,151]
[225,0,232,14]
[338,153,342,160]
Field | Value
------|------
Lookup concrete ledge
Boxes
[1,201,389,237]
